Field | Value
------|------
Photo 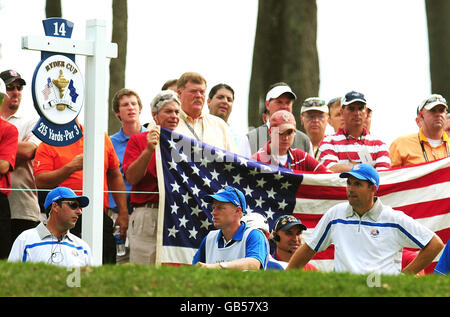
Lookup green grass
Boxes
[0,260,448,297]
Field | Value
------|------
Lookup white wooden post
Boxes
[22,19,117,266]
[82,19,117,266]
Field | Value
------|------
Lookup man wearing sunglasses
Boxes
[0,69,42,244]
[390,94,449,167]
[192,186,268,270]
[8,186,92,267]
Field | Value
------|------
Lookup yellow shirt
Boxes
[389,128,449,167]
[174,110,237,153]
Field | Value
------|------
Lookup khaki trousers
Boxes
[128,206,158,265]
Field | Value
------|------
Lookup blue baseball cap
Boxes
[339,163,380,189]
[44,187,90,211]
[206,186,247,213]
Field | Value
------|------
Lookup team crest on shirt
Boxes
[370,229,380,238]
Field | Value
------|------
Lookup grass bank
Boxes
[0,261,448,297]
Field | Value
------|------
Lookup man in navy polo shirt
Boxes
[192,186,268,270]
[287,164,444,275]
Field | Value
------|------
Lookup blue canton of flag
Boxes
[158,128,303,263]
[68,79,78,103]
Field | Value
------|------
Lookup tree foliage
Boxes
[425,0,450,101]
[248,0,319,131]
[108,0,128,135]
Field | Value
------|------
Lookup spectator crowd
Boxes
[1,69,449,275]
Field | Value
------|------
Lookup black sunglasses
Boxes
[60,200,81,210]
[6,84,24,91]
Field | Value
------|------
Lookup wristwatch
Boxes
[219,262,228,269]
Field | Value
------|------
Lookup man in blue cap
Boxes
[192,186,268,270]
[287,163,444,275]
[8,187,92,266]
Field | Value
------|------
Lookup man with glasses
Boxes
[0,78,18,259]
[300,97,329,159]
[192,186,268,270]
[317,91,391,172]
[8,186,92,266]
[390,94,449,167]
[0,69,42,244]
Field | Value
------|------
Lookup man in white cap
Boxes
[300,97,329,158]
[390,94,449,167]
[0,78,18,259]
[242,82,312,157]
[192,186,268,270]
[8,186,92,266]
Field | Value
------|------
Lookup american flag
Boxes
[155,128,450,273]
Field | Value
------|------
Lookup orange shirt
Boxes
[34,126,120,208]
[389,129,449,167]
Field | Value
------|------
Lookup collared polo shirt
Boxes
[318,128,391,170]
[389,129,450,167]
[8,222,92,267]
[175,110,236,153]
[305,198,434,275]
[108,126,146,211]
[192,222,268,269]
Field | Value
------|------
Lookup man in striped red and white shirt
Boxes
[317,91,391,172]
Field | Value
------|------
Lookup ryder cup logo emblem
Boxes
[33,54,84,125]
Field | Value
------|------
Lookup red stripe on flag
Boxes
[379,166,450,195]
[297,184,346,200]
[394,198,450,219]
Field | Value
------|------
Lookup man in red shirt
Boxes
[0,78,18,258]
[123,90,180,264]
[252,110,328,173]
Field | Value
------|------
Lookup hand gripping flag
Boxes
[154,128,450,273]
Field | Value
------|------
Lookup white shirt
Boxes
[8,222,92,267]
[305,198,434,275]
[5,110,42,221]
